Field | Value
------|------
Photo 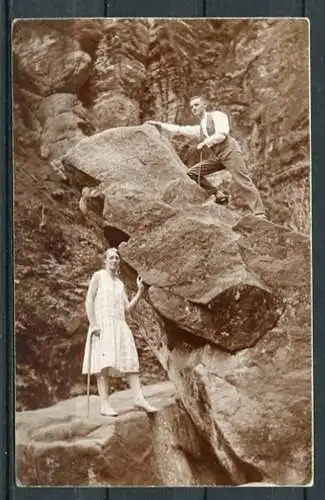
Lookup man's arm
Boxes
[199,111,230,149]
[146,120,200,139]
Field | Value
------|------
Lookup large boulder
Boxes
[62,124,281,351]
[167,322,311,486]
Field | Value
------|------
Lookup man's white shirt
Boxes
[161,110,230,147]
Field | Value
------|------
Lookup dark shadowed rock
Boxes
[148,286,279,352]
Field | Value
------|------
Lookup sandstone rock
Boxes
[167,330,312,486]
[13,23,92,96]
[16,382,175,486]
[16,381,231,486]
[38,94,92,160]
[233,214,310,294]
[86,20,148,107]
[63,124,190,191]
[145,218,311,486]
[151,402,232,486]
[91,93,141,131]
[38,93,87,124]
[62,124,280,350]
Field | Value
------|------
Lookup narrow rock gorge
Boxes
[13,19,311,486]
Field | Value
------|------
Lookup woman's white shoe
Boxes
[134,398,158,413]
[100,402,118,417]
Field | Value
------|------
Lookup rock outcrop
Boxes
[38,93,94,160]
[13,22,92,96]
[13,21,96,160]
[16,381,232,486]
[62,125,282,352]
[57,123,311,485]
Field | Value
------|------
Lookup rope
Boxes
[198,150,203,186]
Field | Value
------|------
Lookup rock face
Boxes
[13,22,92,96]
[38,94,93,160]
[13,21,96,160]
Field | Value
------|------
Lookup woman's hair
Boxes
[103,247,120,264]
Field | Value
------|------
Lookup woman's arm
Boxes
[124,276,145,314]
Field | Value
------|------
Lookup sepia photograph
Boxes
[13,17,312,487]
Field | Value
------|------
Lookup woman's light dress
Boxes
[82,269,139,375]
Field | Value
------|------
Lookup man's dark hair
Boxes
[189,95,209,105]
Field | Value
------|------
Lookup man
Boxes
[147,96,266,218]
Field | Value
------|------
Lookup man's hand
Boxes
[90,326,100,337]
[204,136,218,147]
[197,141,205,150]
[146,120,162,132]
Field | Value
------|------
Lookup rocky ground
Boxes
[13,19,311,486]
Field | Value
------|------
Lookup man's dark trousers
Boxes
[189,135,266,215]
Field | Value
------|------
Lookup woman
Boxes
[82,247,157,416]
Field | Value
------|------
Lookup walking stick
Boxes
[87,332,93,418]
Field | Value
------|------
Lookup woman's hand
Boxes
[90,325,100,337]
[137,276,145,295]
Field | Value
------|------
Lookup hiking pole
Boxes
[87,332,93,418]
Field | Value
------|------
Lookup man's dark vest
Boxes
[199,111,234,155]
[199,112,216,139]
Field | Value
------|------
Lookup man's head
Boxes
[189,96,208,118]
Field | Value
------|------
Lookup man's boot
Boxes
[214,190,229,205]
